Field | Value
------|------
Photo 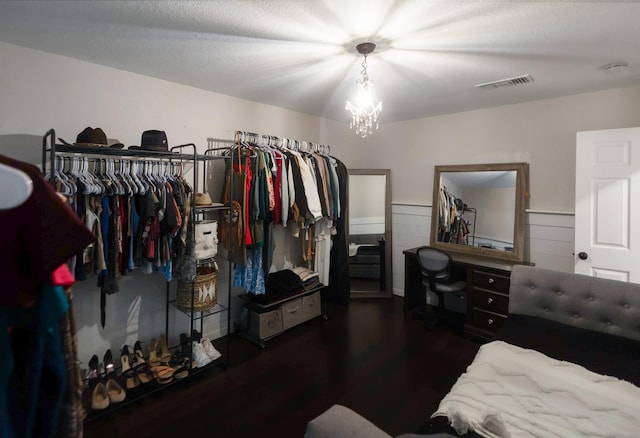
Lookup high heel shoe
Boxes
[157,335,172,365]
[131,341,152,385]
[148,338,161,367]
[133,341,147,365]
[88,354,100,387]
[120,345,139,390]
[103,349,116,380]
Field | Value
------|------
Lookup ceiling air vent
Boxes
[475,74,534,90]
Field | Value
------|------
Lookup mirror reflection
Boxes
[437,171,516,251]
[348,169,392,297]
[430,163,528,263]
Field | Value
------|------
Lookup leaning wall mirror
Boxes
[430,163,529,262]
[348,169,392,298]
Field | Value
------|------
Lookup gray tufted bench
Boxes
[508,265,640,341]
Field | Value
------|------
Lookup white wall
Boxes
[357,86,640,212]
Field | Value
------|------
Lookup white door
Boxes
[575,127,640,283]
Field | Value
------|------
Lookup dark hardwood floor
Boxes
[84,296,481,438]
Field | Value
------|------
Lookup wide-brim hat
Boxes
[195,192,223,207]
[60,127,124,149]
[129,130,169,152]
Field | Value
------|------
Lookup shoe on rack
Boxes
[120,345,139,390]
[148,338,161,367]
[106,379,126,404]
[91,382,110,411]
[133,340,147,367]
[201,338,221,362]
[87,354,100,387]
[157,335,172,365]
[103,349,116,379]
[192,341,211,368]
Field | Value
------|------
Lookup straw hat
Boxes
[195,192,223,207]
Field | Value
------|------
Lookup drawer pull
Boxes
[488,318,494,325]
[488,278,495,284]
[288,306,300,314]
[487,297,493,304]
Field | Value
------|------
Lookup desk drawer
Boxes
[472,309,506,332]
[472,270,510,293]
[472,289,509,315]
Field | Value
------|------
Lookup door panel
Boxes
[575,127,640,283]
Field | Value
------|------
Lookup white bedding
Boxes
[432,341,640,438]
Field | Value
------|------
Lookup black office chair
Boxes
[416,246,467,330]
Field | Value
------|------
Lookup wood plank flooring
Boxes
[84,296,481,438]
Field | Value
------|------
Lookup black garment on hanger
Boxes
[323,158,350,305]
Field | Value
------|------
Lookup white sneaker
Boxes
[192,341,211,368]
[201,338,222,361]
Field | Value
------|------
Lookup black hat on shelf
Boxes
[129,130,170,152]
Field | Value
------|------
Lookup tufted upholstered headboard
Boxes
[509,265,640,342]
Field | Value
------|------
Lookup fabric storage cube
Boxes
[249,307,283,339]
[302,292,321,321]
[281,298,305,329]
[194,220,218,260]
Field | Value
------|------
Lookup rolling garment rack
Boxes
[231,131,329,349]
[41,129,234,420]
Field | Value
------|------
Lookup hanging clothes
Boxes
[323,158,350,305]
[0,154,94,438]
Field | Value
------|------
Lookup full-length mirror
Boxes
[348,169,392,298]
[430,163,528,262]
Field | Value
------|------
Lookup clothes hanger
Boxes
[0,162,33,210]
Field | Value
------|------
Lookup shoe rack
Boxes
[41,130,235,420]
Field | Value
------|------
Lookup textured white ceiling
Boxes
[1,1,639,123]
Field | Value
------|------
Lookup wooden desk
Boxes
[404,246,524,340]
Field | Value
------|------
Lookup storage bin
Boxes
[194,220,218,260]
[302,292,321,320]
[281,298,305,329]
[177,265,218,312]
[249,307,283,339]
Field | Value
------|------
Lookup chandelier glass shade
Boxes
[345,42,382,138]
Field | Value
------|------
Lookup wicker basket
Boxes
[177,268,218,312]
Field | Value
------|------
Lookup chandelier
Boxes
[345,42,382,138]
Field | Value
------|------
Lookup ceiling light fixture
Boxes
[345,42,382,138]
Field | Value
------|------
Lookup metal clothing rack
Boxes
[41,128,235,421]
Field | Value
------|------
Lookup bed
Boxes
[430,265,640,437]
[305,265,640,438]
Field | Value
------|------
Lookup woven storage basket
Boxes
[177,268,218,312]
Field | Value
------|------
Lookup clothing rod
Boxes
[234,130,332,155]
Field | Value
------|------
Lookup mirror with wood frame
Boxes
[347,169,392,298]
[430,163,528,262]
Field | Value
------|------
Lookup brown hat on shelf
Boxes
[195,192,223,207]
[60,127,124,149]
[129,130,170,152]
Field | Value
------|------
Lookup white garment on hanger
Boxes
[291,151,322,220]
[314,217,332,286]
